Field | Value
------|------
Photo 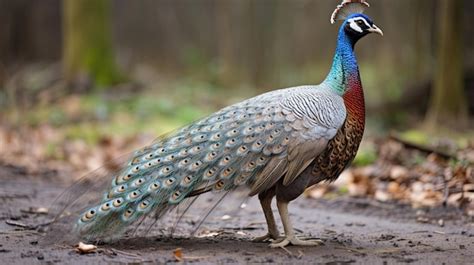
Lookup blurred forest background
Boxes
[0,0,472,212]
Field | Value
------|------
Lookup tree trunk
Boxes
[63,0,123,89]
[425,0,467,128]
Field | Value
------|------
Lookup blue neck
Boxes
[323,26,360,95]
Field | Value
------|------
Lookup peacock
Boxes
[50,0,383,248]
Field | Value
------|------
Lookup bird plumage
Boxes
[74,85,346,240]
[49,0,382,247]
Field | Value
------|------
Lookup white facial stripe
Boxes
[349,20,363,33]
[347,17,371,33]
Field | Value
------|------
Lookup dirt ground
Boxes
[0,163,473,264]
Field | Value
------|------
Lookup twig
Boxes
[5,220,30,228]
[5,219,54,230]
[388,133,457,160]
[279,246,294,257]
[297,250,304,259]
[0,230,41,235]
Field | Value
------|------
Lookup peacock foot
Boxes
[269,236,324,248]
[252,232,281,242]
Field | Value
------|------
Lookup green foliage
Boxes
[63,0,125,88]
[353,144,378,166]
[399,130,430,145]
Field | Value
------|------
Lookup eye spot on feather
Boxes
[257,156,268,165]
[101,202,111,211]
[165,178,175,186]
[132,157,141,165]
[135,178,144,186]
[182,175,193,185]
[179,149,189,156]
[130,190,140,199]
[139,200,150,209]
[171,191,181,201]
[221,167,234,178]
[206,151,217,161]
[245,161,256,171]
[113,198,123,207]
[123,174,132,181]
[215,180,225,190]
[124,208,134,218]
[226,138,237,147]
[150,182,160,190]
[190,160,203,171]
[160,166,172,176]
[81,209,96,222]
[204,167,218,179]
[118,185,126,192]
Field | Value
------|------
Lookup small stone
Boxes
[416,217,430,223]
[390,166,408,179]
[221,215,231,220]
[438,219,444,227]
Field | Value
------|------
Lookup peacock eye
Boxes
[113,198,123,207]
[82,209,96,221]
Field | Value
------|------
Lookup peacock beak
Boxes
[368,24,383,36]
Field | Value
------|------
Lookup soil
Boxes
[0,163,473,264]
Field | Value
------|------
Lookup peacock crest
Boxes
[330,0,370,24]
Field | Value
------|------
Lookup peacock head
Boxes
[343,13,383,40]
[330,1,383,43]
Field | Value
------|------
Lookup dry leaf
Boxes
[173,248,183,261]
[76,242,97,254]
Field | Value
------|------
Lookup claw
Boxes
[252,232,281,243]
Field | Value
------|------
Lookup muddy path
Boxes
[0,164,473,264]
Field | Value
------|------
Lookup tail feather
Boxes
[49,92,311,242]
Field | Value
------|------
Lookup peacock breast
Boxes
[309,114,365,184]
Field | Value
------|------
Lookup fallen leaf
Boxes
[173,248,183,261]
[76,242,97,254]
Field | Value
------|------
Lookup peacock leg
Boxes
[269,200,323,248]
[252,190,281,242]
